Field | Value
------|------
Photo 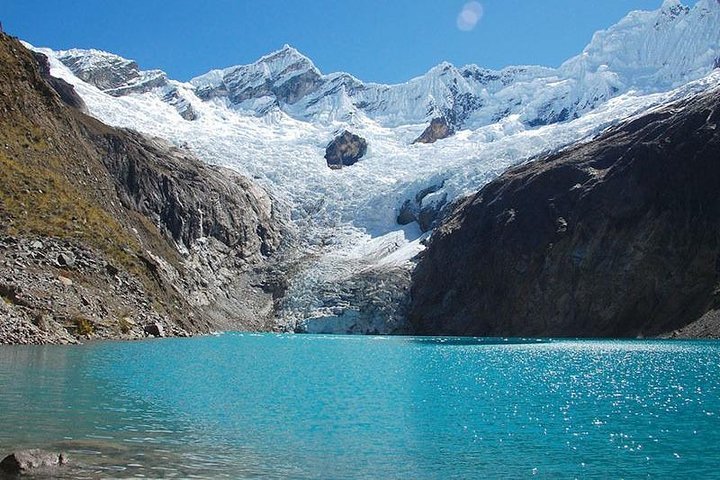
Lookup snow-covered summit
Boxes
[53,1,719,130]
[561,0,720,88]
[56,48,167,95]
[191,44,323,114]
[55,48,199,120]
[192,44,319,90]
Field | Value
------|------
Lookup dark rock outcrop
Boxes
[410,85,720,338]
[325,130,367,169]
[0,450,67,474]
[162,89,197,120]
[143,322,165,338]
[31,51,87,112]
[397,181,448,232]
[93,131,279,260]
[413,117,454,144]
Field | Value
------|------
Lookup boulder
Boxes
[325,131,368,169]
[143,322,165,338]
[0,450,67,474]
[413,117,454,144]
[56,252,76,268]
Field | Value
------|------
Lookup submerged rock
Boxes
[325,131,368,169]
[0,450,68,474]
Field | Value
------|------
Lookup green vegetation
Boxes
[118,315,134,334]
[73,315,95,336]
[0,124,141,273]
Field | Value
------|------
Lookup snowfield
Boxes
[30,0,720,332]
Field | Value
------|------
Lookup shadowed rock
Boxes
[410,85,720,338]
[413,117,454,144]
[32,51,87,112]
[397,181,447,232]
[325,130,368,169]
[0,450,67,474]
[143,322,165,338]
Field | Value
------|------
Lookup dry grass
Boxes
[0,122,141,271]
[73,315,95,336]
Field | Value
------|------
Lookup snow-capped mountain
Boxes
[34,0,720,333]
[56,0,719,131]
[56,49,197,120]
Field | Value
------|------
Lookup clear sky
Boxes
[0,0,697,84]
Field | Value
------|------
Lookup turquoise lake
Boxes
[1,334,719,479]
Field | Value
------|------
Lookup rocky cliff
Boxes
[0,33,286,344]
[410,84,720,338]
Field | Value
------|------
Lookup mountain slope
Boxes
[24,0,720,335]
[409,84,720,338]
[0,33,285,344]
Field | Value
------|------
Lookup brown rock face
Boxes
[0,33,285,343]
[410,85,720,338]
[413,117,454,144]
[325,130,368,169]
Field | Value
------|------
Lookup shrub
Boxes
[73,316,94,336]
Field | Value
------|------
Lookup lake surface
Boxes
[1,335,719,479]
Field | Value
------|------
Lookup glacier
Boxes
[29,0,720,333]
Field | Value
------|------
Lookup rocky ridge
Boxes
[410,83,720,338]
[0,33,286,344]
[56,48,197,120]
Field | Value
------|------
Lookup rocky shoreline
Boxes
[0,235,187,345]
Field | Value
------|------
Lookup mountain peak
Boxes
[258,44,316,69]
[280,43,298,54]
[660,0,682,9]
[658,0,689,19]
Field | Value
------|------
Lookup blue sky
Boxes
[0,0,696,84]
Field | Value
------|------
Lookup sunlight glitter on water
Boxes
[1,335,719,478]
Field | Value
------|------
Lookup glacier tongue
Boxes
[31,0,720,333]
